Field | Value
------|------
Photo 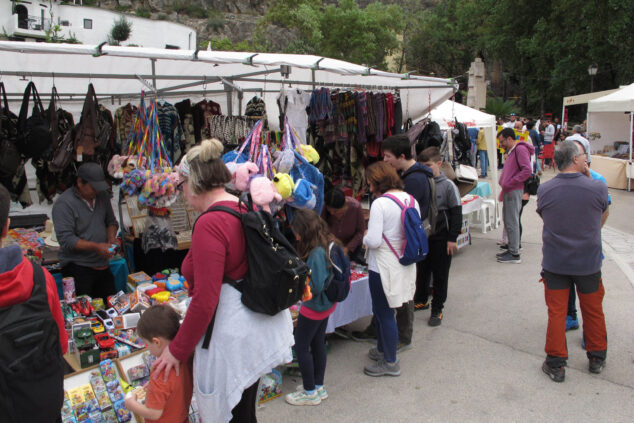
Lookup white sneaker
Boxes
[285,390,321,406]
[295,385,328,400]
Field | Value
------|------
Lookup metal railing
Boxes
[16,15,51,32]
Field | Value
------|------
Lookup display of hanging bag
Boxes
[0,82,21,180]
[17,82,51,160]
[454,164,478,184]
[0,82,28,202]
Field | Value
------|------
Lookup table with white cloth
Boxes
[326,274,372,333]
[457,195,483,249]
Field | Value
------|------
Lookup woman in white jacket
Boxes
[362,162,419,377]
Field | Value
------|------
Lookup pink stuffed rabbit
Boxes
[233,161,259,192]
[249,176,282,213]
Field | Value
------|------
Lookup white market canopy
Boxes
[427,99,496,130]
[587,82,634,191]
[0,41,456,130]
[587,82,634,112]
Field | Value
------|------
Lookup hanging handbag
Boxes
[515,145,540,195]
[0,82,28,202]
[17,82,51,160]
[455,164,478,183]
[0,82,21,180]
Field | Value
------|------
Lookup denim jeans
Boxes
[368,271,398,363]
[477,150,488,176]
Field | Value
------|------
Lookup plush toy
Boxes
[272,173,294,200]
[298,144,320,164]
[292,178,316,209]
[108,155,145,179]
[273,149,295,174]
[120,169,149,197]
[249,176,282,213]
[225,161,240,190]
[108,155,127,179]
[234,161,259,192]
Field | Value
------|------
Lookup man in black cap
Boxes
[52,163,119,298]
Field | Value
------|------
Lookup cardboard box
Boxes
[127,271,151,288]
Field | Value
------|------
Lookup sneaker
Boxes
[363,359,401,377]
[295,385,328,400]
[542,361,565,382]
[565,316,579,331]
[285,390,321,406]
[497,251,521,264]
[350,328,377,342]
[368,347,384,361]
[414,301,430,311]
[428,312,443,327]
[333,328,352,339]
[588,358,606,374]
[397,342,412,353]
[499,244,522,251]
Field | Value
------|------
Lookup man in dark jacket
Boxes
[0,184,68,422]
[382,134,433,349]
[417,147,462,326]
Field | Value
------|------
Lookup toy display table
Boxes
[325,273,371,334]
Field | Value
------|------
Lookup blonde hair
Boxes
[185,139,231,195]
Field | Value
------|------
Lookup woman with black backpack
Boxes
[152,139,294,423]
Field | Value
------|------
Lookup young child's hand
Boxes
[124,393,137,409]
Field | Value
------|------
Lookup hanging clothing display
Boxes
[174,99,196,153]
[207,115,251,145]
[114,103,138,154]
[156,101,183,163]
[192,99,222,143]
[245,96,267,129]
[392,94,403,134]
[277,89,312,144]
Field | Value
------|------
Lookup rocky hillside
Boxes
[95,0,434,51]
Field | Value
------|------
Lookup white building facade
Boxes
[2,0,196,49]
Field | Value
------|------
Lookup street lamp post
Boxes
[588,63,598,92]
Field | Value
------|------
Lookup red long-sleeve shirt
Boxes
[0,245,68,354]
[169,201,248,362]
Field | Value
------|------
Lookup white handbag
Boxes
[455,164,478,183]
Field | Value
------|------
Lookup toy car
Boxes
[74,328,96,350]
[94,333,115,350]
[90,319,105,334]
[100,349,118,361]
[71,297,94,317]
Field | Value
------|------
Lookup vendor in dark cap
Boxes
[52,162,119,298]
[323,188,366,264]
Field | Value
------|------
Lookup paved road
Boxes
[258,178,634,423]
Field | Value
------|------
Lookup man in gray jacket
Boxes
[416,147,462,326]
[52,163,119,298]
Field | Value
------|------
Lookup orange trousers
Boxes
[542,270,606,367]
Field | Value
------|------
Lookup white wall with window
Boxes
[1,2,196,50]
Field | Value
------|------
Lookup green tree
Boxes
[110,16,132,45]
[260,0,403,70]
[404,0,634,116]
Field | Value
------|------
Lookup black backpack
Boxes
[0,262,64,423]
[418,121,443,151]
[198,199,310,317]
[452,118,472,165]
[323,242,351,303]
[0,83,27,201]
[17,82,51,160]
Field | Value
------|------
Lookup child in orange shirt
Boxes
[124,305,193,423]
